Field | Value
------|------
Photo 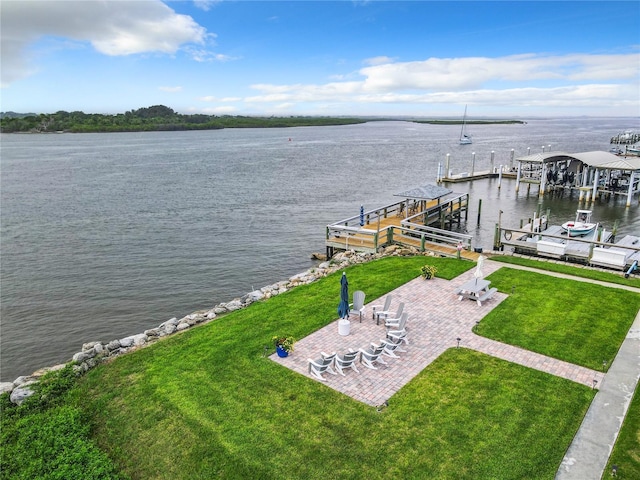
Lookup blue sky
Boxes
[1,0,639,116]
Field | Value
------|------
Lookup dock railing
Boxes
[399,222,473,251]
[402,193,469,229]
[498,226,640,268]
[326,202,402,254]
[326,199,473,256]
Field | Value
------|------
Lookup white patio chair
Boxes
[348,290,366,322]
[359,343,387,370]
[308,352,337,381]
[334,349,360,376]
[380,338,405,358]
[387,328,409,346]
[372,296,393,324]
[379,302,404,326]
[385,311,407,330]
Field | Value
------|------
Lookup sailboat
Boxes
[459,105,472,145]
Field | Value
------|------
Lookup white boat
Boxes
[459,105,472,145]
[626,145,640,155]
[561,210,597,237]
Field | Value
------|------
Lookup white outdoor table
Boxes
[456,279,491,303]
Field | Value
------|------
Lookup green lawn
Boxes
[3,256,638,479]
[78,343,593,479]
[75,257,604,479]
[491,255,640,289]
[476,268,640,371]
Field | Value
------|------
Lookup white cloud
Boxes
[193,0,220,11]
[1,0,209,86]
[199,95,243,102]
[159,86,183,93]
[201,105,238,114]
[242,52,639,112]
[185,47,236,63]
[363,56,396,66]
[357,53,640,93]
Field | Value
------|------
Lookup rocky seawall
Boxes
[2,246,432,405]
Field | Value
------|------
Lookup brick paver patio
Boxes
[271,262,605,406]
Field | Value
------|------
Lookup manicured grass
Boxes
[606,382,640,479]
[4,255,638,478]
[70,256,598,479]
[476,268,640,371]
[491,255,640,288]
[78,343,593,479]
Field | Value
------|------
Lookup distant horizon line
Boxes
[1,109,639,121]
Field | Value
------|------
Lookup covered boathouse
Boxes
[513,151,640,206]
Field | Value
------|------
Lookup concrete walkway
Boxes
[271,259,640,479]
[556,308,640,480]
[496,260,640,479]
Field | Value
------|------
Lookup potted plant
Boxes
[420,264,438,280]
[272,335,295,357]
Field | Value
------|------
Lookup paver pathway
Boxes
[271,260,605,406]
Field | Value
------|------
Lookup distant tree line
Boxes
[0,105,368,133]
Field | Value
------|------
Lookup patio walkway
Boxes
[271,261,605,406]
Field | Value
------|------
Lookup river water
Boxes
[2,117,639,382]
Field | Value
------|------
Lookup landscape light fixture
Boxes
[456,338,461,348]
[611,465,618,477]
[593,379,598,390]
[603,360,607,372]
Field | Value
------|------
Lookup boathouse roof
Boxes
[515,151,640,171]
[394,184,453,200]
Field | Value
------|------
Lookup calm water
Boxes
[2,118,639,381]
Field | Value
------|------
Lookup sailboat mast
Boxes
[459,104,472,144]
[460,105,467,140]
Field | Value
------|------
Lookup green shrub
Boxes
[1,366,123,479]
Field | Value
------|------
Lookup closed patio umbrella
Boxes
[474,255,485,284]
[337,272,350,319]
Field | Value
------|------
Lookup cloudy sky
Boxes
[1,0,639,116]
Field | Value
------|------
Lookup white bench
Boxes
[476,287,498,306]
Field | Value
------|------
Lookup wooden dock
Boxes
[326,192,481,260]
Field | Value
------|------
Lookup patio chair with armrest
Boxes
[380,338,405,358]
[385,311,407,330]
[359,343,388,370]
[334,349,360,376]
[379,302,404,326]
[371,295,392,322]
[348,290,366,322]
[308,352,337,381]
[387,328,409,346]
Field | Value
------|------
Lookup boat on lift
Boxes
[561,210,597,237]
